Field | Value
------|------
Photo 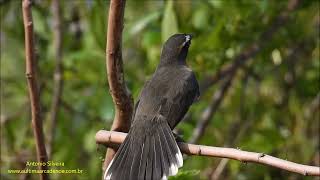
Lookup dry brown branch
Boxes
[22,0,49,179]
[103,0,134,172]
[48,0,63,159]
[96,130,320,176]
[190,0,301,144]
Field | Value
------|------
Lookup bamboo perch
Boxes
[96,130,320,176]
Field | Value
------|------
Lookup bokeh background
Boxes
[1,0,319,179]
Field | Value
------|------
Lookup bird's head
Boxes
[160,33,192,66]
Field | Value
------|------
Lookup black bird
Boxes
[104,34,200,180]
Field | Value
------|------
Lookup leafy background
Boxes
[1,0,319,179]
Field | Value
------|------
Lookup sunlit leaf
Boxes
[162,0,179,42]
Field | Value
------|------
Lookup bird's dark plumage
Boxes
[104,34,200,180]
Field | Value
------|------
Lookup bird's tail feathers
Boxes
[104,120,183,180]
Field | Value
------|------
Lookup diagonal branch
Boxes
[96,130,320,176]
[190,0,301,144]
[199,0,300,94]
[22,0,49,179]
[209,38,316,179]
[48,0,64,159]
[103,0,134,173]
[189,74,233,144]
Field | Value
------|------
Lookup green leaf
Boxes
[169,169,200,180]
[192,5,209,30]
[162,0,179,43]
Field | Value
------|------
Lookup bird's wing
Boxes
[161,72,200,128]
[133,69,199,129]
[131,80,150,124]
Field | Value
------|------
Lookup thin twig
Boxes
[48,0,63,159]
[22,0,49,179]
[96,130,320,176]
[103,0,134,173]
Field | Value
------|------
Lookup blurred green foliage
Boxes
[1,0,319,179]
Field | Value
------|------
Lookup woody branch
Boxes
[103,0,134,172]
[22,0,49,179]
[96,130,320,176]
